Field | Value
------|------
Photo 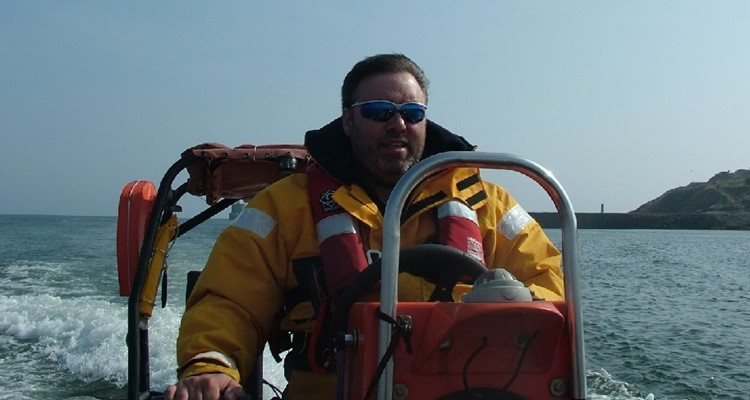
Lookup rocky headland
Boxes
[531,168,750,230]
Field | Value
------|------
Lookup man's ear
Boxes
[342,109,353,137]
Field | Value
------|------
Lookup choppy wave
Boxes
[1,294,128,395]
[586,369,654,400]
[0,289,287,400]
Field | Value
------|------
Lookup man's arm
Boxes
[177,223,287,379]
[172,175,312,391]
[480,183,564,300]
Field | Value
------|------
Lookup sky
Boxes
[2,1,749,217]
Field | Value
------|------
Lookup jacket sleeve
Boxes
[175,182,302,382]
[480,182,565,301]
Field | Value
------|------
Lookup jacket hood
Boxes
[304,117,475,186]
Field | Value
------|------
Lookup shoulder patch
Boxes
[230,207,276,239]
[319,188,340,213]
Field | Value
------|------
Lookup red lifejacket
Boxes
[304,163,485,371]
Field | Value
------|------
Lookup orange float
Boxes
[116,180,157,296]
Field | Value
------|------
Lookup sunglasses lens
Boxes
[400,104,426,124]
[359,102,396,122]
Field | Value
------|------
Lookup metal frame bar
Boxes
[377,151,587,400]
[127,154,199,400]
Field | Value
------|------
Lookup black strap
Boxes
[364,308,414,400]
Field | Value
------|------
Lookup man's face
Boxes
[343,72,427,188]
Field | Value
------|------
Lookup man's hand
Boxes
[163,372,243,400]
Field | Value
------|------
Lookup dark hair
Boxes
[341,53,429,110]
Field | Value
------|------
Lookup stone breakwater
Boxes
[530,212,750,230]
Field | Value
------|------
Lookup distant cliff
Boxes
[632,169,750,214]
[532,168,750,230]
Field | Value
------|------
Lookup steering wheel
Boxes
[330,244,487,349]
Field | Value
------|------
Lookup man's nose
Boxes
[386,111,407,131]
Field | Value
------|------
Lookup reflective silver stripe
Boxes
[437,200,479,225]
[187,351,237,369]
[316,213,357,242]
[498,204,532,240]
[230,207,276,239]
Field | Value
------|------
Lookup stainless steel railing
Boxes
[377,151,586,400]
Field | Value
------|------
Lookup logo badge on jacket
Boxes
[319,189,340,213]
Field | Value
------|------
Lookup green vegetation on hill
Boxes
[632,169,750,214]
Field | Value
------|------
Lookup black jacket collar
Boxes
[304,117,474,186]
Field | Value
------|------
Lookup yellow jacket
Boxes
[176,119,564,399]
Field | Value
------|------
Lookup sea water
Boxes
[1,215,748,399]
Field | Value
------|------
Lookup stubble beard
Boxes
[371,151,420,187]
[354,138,422,189]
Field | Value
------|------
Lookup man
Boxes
[164,53,563,400]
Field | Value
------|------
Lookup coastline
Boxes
[530,212,750,230]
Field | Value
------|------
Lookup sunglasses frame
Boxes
[349,100,428,124]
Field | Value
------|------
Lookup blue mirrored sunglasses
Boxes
[349,100,427,124]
